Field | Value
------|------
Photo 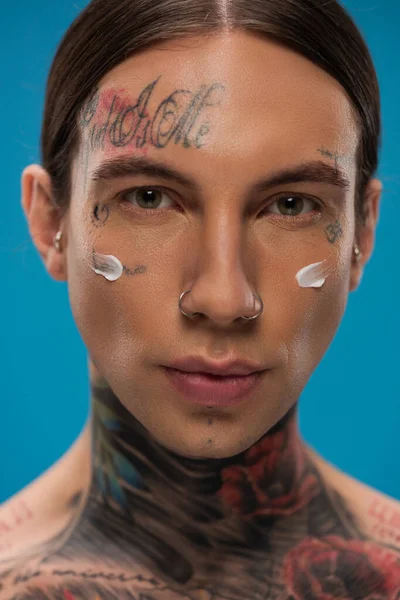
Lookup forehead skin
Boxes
[76,30,359,202]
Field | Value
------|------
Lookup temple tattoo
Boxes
[317,147,351,171]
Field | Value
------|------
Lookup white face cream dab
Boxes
[90,252,331,289]
[295,260,331,289]
[91,252,124,282]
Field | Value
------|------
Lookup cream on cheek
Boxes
[91,252,124,282]
[90,252,332,288]
[295,260,333,289]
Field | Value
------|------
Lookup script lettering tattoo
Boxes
[51,569,153,583]
[123,265,148,276]
[79,76,225,154]
[13,570,42,584]
[325,219,343,244]
[81,88,100,128]
[80,86,103,195]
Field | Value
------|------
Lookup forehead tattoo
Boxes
[80,75,350,197]
[79,75,226,155]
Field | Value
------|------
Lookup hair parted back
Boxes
[42,0,381,227]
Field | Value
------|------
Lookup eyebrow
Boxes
[90,154,351,193]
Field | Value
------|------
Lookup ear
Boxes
[349,177,383,293]
[21,164,67,282]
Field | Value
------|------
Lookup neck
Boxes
[75,364,357,590]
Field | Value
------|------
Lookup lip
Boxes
[165,356,266,377]
[163,367,267,406]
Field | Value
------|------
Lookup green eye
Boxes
[265,194,318,217]
[121,187,174,210]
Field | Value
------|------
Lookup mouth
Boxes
[162,367,268,407]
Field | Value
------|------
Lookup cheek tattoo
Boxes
[123,265,148,276]
[325,219,343,244]
[91,203,111,228]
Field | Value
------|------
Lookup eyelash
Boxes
[116,186,322,221]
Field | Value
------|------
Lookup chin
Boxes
[156,422,260,460]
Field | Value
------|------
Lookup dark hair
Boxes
[41,0,381,228]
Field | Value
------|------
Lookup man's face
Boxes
[66,31,360,458]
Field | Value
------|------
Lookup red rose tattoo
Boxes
[216,419,319,518]
[284,535,400,600]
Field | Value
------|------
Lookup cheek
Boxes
[67,248,153,380]
[67,268,118,353]
[263,212,353,370]
[281,258,351,377]
[65,205,155,375]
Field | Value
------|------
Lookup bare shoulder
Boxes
[307,444,400,549]
[0,427,90,563]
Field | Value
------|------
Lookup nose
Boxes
[179,214,262,327]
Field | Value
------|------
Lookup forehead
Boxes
[82,31,359,176]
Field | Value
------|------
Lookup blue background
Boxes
[1,1,399,503]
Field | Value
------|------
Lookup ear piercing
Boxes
[53,230,63,252]
[353,245,362,263]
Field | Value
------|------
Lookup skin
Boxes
[2,30,398,599]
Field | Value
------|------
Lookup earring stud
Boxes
[54,230,63,252]
[354,245,362,263]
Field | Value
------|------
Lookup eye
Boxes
[119,187,175,210]
[263,193,319,217]
[117,187,319,218]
